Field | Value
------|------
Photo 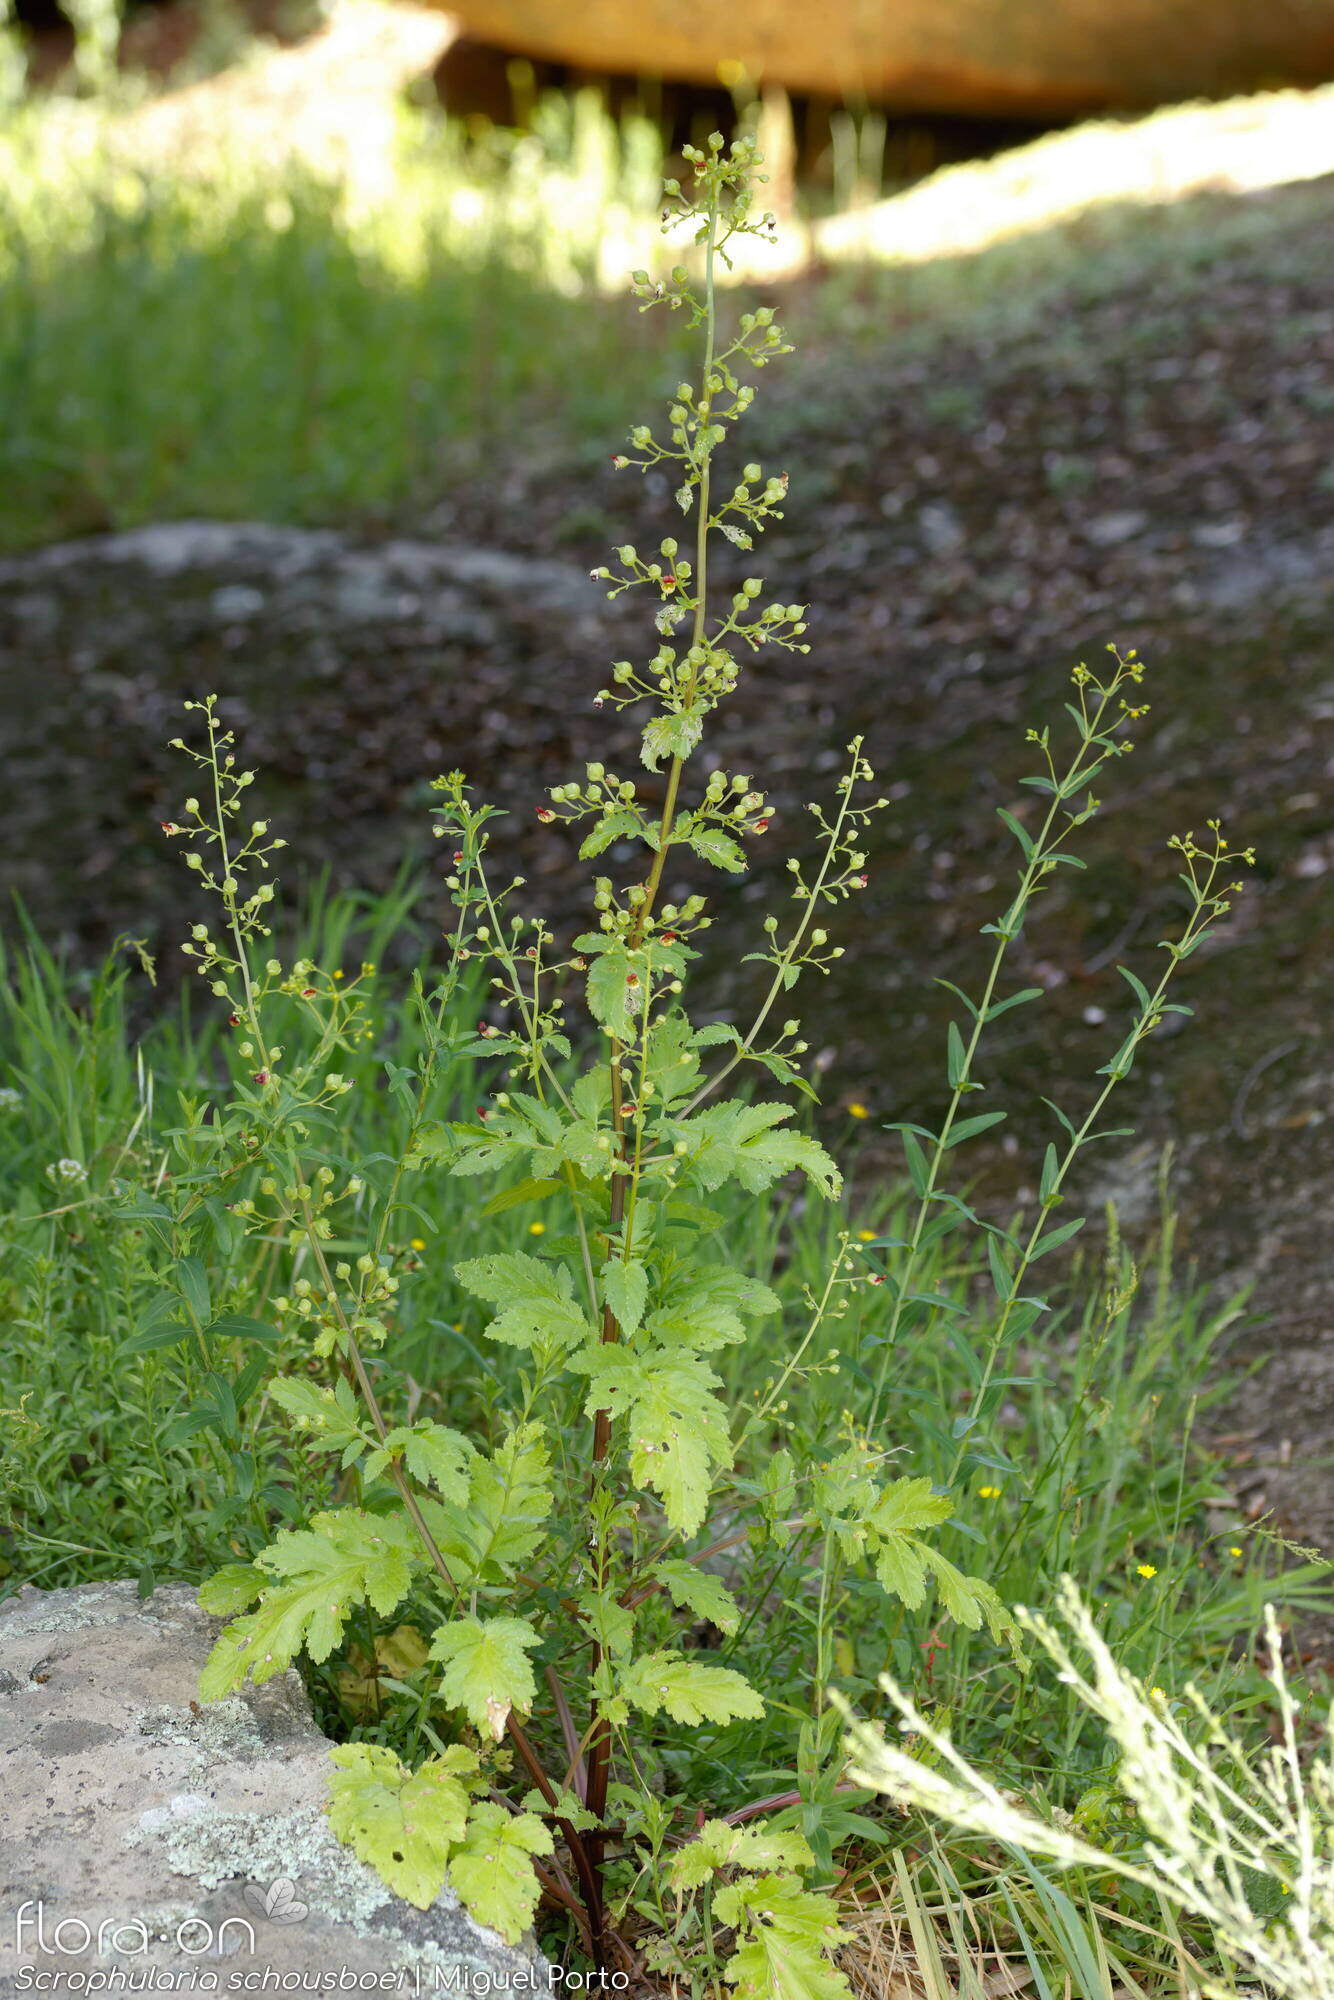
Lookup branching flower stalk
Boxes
[158,137,1018,1991]
[865,662,1253,1503]
[941,819,1253,1487]
[151,132,1253,1995]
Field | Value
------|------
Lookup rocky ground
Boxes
[1,173,1331,1554]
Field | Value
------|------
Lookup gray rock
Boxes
[1084,508,1148,546]
[0,1581,550,1991]
[0,519,599,624]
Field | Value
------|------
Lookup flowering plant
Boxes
[157,132,1252,1988]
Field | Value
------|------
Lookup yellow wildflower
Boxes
[528,1221,546,1235]
[857,1229,876,1242]
[410,1238,426,1251]
[978,1485,1002,1500]
[848,1102,870,1119]
[1136,1563,1158,1580]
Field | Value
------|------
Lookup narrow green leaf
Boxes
[942,1111,1007,1149]
[1031,1216,1088,1259]
[480,1177,563,1217]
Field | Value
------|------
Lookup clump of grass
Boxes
[845,1581,1334,2000]
[0,88,675,547]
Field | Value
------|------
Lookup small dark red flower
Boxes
[253,1069,270,1085]
[536,808,555,823]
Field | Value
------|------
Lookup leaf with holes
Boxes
[621,1651,764,1726]
[430,1615,540,1740]
[328,1742,476,1910]
[448,1802,553,1945]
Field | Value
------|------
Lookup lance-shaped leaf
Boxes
[621,1651,764,1727]
[199,1509,421,1699]
[448,1803,553,1945]
[430,1614,540,1740]
[328,1742,476,1910]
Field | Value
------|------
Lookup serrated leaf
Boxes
[579,807,645,859]
[715,1875,853,2000]
[648,1266,780,1353]
[669,1819,814,1890]
[586,944,640,1041]
[688,1101,841,1199]
[268,1377,367,1458]
[621,1651,764,1726]
[430,1615,540,1740]
[449,1802,553,1945]
[421,1423,553,1585]
[872,1477,953,1539]
[199,1509,421,1698]
[328,1742,475,1910]
[378,1421,472,1501]
[642,710,704,772]
[453,1251,590,1355]
[653,1559,741,1633]
[197,1563,263,1615]
[921,1547,1025,1658]
[688,826,747,873]
[603,1258,648,1337]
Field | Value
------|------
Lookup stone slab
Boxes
[0,1581,549,1995]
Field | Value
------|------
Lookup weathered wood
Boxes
[439,0,1334,115]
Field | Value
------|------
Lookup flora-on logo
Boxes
[243,1877,309,1925]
